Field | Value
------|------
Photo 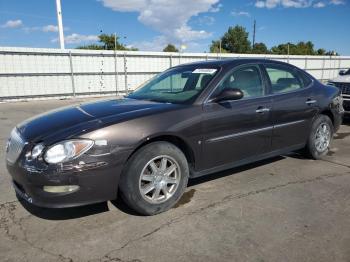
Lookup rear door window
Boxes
[265,64,304,94]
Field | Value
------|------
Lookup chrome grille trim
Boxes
[6,128,26,164]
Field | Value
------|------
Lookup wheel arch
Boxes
[126,134,196,169]
[320,109,334,126]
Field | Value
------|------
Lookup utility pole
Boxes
[55,0,65,49]
[114,33,119,96]
[252,20,256,48]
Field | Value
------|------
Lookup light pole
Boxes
[55,0,65,49]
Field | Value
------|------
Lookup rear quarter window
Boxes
[297,70,313,87]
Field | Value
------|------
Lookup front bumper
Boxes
[6,148,132,208]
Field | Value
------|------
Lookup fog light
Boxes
[43,185,79,193]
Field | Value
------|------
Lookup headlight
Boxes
[44,140,94,164]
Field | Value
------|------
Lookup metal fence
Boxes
[1,47,350,101]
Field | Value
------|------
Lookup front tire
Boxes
[119,142,189,215]
[306,115,333,159]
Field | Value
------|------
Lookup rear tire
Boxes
[305,115,333,159]
[119,142,189,215]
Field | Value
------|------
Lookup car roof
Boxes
[174,58,293,69]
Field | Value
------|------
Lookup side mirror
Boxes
[211,88,244,103]
[339,70,346,76]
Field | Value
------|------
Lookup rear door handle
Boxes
[306,99,317,105]
[256,107,270,113]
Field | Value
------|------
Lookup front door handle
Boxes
[306,99,317,105]
[256,107,270,114]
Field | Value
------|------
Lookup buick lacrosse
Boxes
[6,59,344,215]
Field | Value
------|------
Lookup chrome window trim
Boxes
[203,62,314,105]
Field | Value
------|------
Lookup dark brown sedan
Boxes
[6,59,344,215]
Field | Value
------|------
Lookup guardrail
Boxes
[1,47,350,101]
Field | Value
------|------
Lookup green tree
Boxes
[77,34,138,51]
[221,26,251,53]
[325,50,339,56]
[209,40,228,53]
[295,41,315,55]
[271,43,293,55]
[76,44,104,50]
[317,48,327,55]
[210,25,251,54]
[270,41,318,55]
[163,44,179,52]
[252,42,269,54]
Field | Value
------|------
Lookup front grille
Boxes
[332,82,350,95]
[6,128,26,164]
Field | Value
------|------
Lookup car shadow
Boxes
[188,156,285,187]
[342,116,350,125]
[18,197,110,220]
[19,155,286,220]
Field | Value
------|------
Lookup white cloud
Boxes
[255,0,311,8]
[51,33,99,44]
[24,25,69,33]
[1,19,23,28]
[209,3,223,12]
[131,35,169,51]
[255,0,346,8]
[42,25,58,32]
[330,0,345,4]
[100,0,219,46]
[314,2,326,7]
[231,11,251,17]
[132,35,206,52]
[197,16,215,25]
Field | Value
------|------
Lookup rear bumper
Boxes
[6,149,131,208]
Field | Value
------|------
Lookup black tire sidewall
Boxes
[119,142,189,215]
[307,115,333,159]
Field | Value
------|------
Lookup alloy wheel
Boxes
[139,155,181,204]
[315,122,331,153]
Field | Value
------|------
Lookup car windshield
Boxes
[345,69,350,75]
[126,66,219,104]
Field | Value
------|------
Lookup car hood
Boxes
[17,98,179,143]
[331,75,350,83]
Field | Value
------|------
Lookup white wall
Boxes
[1,47,350,100]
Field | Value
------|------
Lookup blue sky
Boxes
[0,0,349,54]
